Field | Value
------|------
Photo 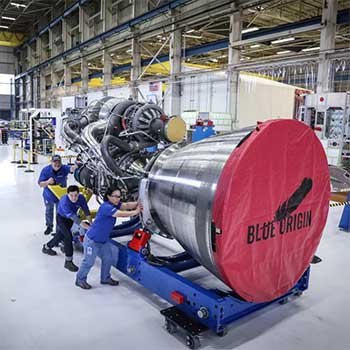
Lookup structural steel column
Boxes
[40,71,46,108]
[103,50,112,94]
[32,73,39,108]
[169,24,182,116]
[51,68,58,95]
[101,0,113,32]
[64,63,72,94]
[15,51,20,75]
[130,0,147,100]
[27,45,33,69]
[79,5,90,43]
[25,74,32,109]
[227,7,241,130]
[316,0,338,93]
[81,57,89,94]
[19,78,24,111]
[62,18,72,52]
[36,37,42,64]
[49,28,53,57]
[131,37,141,100]
[132,0,148,17]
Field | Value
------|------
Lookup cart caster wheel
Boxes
[186,335,200,349]
[217,329,227,337]
[165,320,177,334]
[140,247,149,256]
[279,297,288,305]
[294,291,303,297]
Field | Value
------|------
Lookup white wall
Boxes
[164,69,230,130]
[163,68,297,131]
[166,69,228,115]
[0,47,14,74]
[0,73,14,95]
[237,74,296,128]
[87,90,104,104]
[107,81,162,103]
[107,86,130,99]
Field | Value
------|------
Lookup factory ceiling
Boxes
[9,0,350,87]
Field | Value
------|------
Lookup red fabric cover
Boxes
[212,119,330,303]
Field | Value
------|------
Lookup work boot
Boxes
[75,280,92,290]
[101,278,119,286]
[44,226,53,235]
[64,261,79,272]
[42,244,57,256]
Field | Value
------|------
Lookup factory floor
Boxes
[0,142,350,350]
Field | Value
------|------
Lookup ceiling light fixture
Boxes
[2,16,15,20]
[271,37,295,44]
[250,44,261,48]
[186,29,195,33]
[242,27,259,34]
[0,25,9,29]
[277,50,291,55]
[10,2,26,8]
[302,46,320,52]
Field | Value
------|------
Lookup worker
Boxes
[75,186,142,289]
[38,155,77,235]
[1,127,8,144]
[42,185,92,272]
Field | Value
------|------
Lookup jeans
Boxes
[46,214,74,258]
[76,236,115,283]
[44,200,57,228]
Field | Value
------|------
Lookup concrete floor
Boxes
[0,142,350,350]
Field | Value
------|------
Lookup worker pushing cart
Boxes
[38,155,78,235]
[42,185,92,272]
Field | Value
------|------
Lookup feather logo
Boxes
[274,178,313,222]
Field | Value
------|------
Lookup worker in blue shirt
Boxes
[42,185,92,272]
[76,186,141,289]
[38,155,77,235]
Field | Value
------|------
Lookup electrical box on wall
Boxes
[300,92,350,167]
[75,96,88,109]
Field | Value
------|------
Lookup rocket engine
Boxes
[62,98,330,302]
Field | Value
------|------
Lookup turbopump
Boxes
[62,97,186,197]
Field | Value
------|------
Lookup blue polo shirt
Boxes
[57,194,90,220]
[87,201,122,243]
[38,164,71,203]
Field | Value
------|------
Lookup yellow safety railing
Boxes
[24,150,35,173]
[17,139,26,168]
[11,144,18,164]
